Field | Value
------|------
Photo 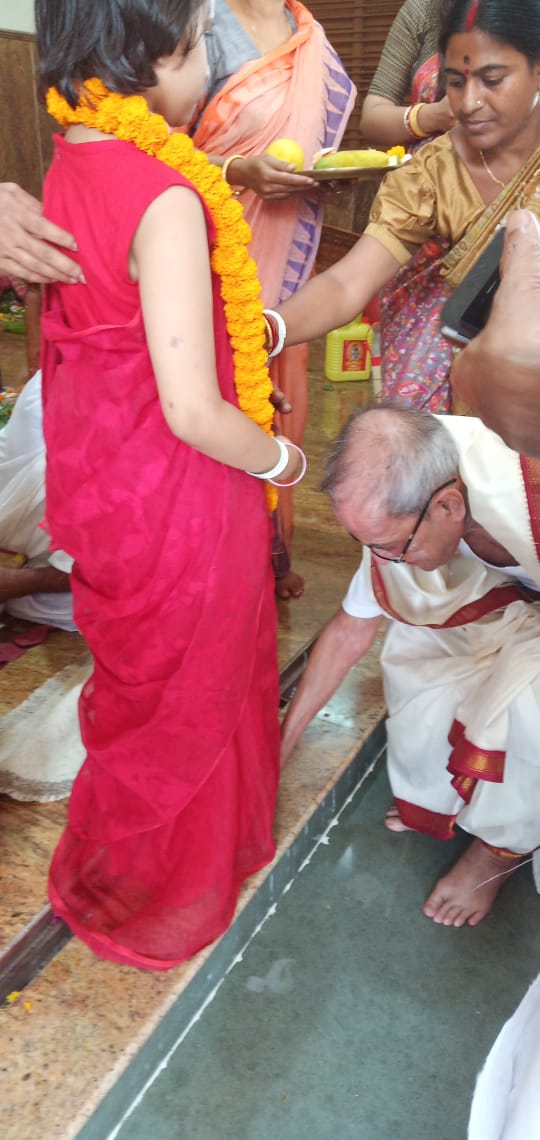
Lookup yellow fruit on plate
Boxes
[265,138,305,171]
[314,149,390,170]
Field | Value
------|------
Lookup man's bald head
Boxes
[322,404,460,519]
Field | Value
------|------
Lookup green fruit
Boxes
[314,149,390,170]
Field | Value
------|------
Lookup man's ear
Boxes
[437,485,467,521]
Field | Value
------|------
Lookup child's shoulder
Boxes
[55,133,195,194]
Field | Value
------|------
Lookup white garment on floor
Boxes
[0,372,86,801]
[0,654,91,802]
[468,972,540,1140]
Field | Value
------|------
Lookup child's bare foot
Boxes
[384,804,413,833]
[423,838,522,927]
[276,570,304,600]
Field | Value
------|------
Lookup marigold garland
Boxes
[46,78,277,508]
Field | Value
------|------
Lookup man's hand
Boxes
[0,183,83,284]
[280,609,382,766]
[0,563,71,603]
[451,210,540,456]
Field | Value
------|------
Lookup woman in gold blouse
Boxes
[275,0,540,412]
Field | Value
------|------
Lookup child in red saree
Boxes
[36,0,302,970]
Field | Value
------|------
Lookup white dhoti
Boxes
[0,370,76,630]
[0,371,84,801]
[382,600,540,853]
[342,417,540,856]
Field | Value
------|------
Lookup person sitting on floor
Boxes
[281,403,540,927]
[0,370,75,631]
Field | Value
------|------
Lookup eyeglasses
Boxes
[368,478,458,564]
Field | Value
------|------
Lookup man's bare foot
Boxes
[276,570,304,600]
[384,805,413,833]
[423,838,523,927]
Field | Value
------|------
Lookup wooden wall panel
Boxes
[0,31,55,196]
[308,0,403,146]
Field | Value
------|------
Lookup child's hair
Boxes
[439,0,540,63]
[36,0,205,107]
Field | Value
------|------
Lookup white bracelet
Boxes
[269,443,307,487]
[247,437,289,480]
[263,308,287,358]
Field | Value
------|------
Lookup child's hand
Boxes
[270,384,292,415]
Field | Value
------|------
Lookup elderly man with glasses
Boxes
[281,402,540,928]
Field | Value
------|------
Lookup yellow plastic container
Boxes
[325,315,374,382]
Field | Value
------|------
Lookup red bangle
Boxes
[263,312,279,354]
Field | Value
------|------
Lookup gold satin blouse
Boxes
[365,132,486,265]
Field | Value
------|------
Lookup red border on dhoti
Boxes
[520,455,540,564]
[447,718,505,784]
[394,798,456,840]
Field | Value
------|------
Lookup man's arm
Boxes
[0,183,83,284]
[451,210,540,457]
[0,564,70,603]
[280,609,382,765]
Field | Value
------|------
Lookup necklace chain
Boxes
[479,150,506,189]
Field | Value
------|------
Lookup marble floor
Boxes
[117,765,540,1140]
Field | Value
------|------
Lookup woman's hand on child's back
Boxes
[0,183,83,284]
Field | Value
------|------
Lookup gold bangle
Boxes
[221,153,245,185]
[408,103,429,140]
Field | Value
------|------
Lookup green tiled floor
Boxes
[116,761,540,1140]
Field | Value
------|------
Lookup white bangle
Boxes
[247,437,289,480]
[263,308,287,357]
[269,443,307,487]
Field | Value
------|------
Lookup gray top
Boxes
[368,0,442,105]
[202,0,297,105]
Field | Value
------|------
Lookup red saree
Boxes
[41,137,280,970]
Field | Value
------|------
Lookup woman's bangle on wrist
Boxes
[222,154,245,197]
[247,438,289,480]
[403,104,414,137]
[268,443,307,487]
[262,308,287,357]
[408,103,429,139]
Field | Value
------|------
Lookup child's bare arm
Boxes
[132,185,297,478]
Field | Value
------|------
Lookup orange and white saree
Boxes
[194,0,356,550]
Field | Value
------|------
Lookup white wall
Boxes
[0,1,35,34]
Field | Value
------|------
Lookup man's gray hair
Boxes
[322,403,460,517]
